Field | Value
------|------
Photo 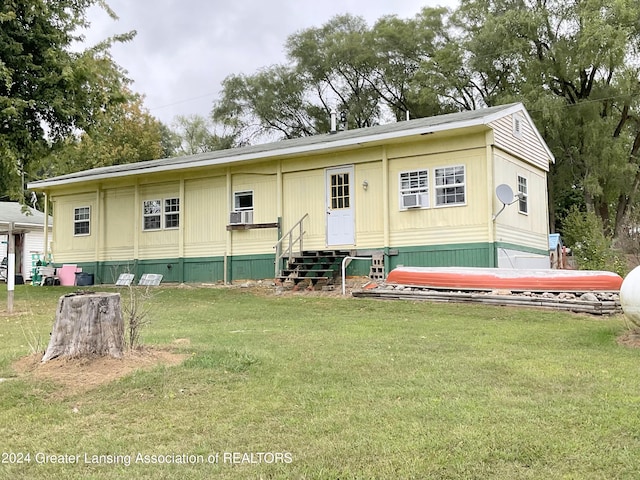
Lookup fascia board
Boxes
[28,115,499,190]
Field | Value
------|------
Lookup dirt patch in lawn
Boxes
[616,329,640,348]
[11,342,188,397]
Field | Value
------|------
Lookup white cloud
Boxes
[83,0,459,125]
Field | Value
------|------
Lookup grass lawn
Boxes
[1,283,639,479]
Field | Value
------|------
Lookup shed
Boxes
[0,202,53,281]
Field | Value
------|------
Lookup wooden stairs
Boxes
[276,250,351,289]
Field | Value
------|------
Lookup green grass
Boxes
[1,284,639,479]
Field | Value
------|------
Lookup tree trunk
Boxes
[42,292,124,362]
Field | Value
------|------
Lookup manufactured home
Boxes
[28,103,554,284]
[0,202,53,281]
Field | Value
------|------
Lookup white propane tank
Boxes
[620,266,640,325]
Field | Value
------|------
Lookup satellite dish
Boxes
[496,184,514,205]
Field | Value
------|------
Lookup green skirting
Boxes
[68,241,548,284]
[72,254,275,285]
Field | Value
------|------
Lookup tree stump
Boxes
[42,292,125,362]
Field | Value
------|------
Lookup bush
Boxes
[562,206,627,276]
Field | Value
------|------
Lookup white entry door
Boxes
[326,165,355,246]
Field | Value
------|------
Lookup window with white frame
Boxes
[230,190,254,224]
[143,199,162,230]
[143,198,180,230]
[234,190,253,211]
[164,198,180,229]
[399,169,429,209]
[435,165,466,206]
[517,175,528,214]
[73,206,90,236]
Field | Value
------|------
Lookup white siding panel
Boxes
[23,231,46,279]
[489,115,551,171]
[495,224,548,251]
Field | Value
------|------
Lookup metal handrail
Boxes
[274,213,309,278]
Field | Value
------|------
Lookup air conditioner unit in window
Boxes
[401,193,422,209]
[229,210,254,225]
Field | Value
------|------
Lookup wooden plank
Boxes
[226,222,279,231]
[351,288,621,315]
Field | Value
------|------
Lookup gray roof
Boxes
[0,202,52,232]
[29,103,527,189]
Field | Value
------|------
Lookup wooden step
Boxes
[301,250,350,258]
[281,268,336,278]
[277,275,332,286]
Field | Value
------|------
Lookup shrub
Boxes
[561,206,627,276]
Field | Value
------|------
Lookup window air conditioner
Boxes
[401,193,422,209]
[229,210,254,224]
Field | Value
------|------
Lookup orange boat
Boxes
[385,267,623,292]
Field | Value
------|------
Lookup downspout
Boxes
[486,135,496,267]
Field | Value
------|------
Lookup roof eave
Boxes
[27,106,520,190]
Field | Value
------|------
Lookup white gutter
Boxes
[0,222,51,231]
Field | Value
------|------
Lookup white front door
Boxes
[326,165,355,246]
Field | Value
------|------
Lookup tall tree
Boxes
[212,65,318,143]
[454,0,640,237]
[286,14,380,129]
[211,10,461,142]
[173,114,238,155]
[0,0,134,200]
[370,8,453,120]
[44,93,167,176]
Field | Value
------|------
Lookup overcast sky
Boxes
[84,0,460,127]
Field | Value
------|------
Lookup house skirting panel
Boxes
[388,243,497,271]
[65,241,549,285]
[70,254,275,285]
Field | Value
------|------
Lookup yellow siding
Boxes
[389,224,489,246]
[493,151,549,250]
[282,169,327,249]
[388,146,490,246]
[229,172,279,255]
[282,147,380,174]
[101,187,135,260]
[183,176,227,257]
[354,162,384,248]
[51,192,97,263]
[231,173,278,224]
[138,182,180,259]
[386,131,487,160]
[229,229,280,255]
